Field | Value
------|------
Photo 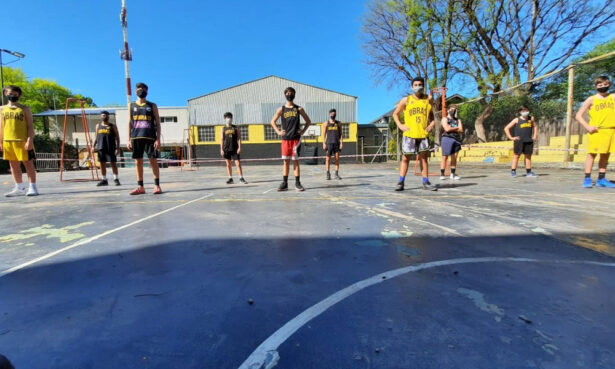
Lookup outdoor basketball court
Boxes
[1,163,614,368]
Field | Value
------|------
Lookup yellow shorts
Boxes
[587,128,615,154]
[2,141,34,161]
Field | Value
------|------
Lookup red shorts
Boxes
[281,139,301,160]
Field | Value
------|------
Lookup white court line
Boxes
[0,194,214,279]
[263,188,276,194]
[238,257,615,369]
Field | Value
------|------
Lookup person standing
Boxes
[93,110,121,186]
[504,106,538,178]
[322,108,343,180]
[220,112,247,184]
[270,87,311,192]
[127,82,162,195]
[1,85,38,197]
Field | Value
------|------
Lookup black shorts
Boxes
[513,141,534,156]
[326,143,341,156]
[131,139,159,159]
[97,150,117,163]
[223,151,240,161]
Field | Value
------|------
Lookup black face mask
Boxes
[285,94,295,101]
[7,95,19,103]
[102,116,109,122]
[330,115,336,120]
[449,109,456,117]
[136,90,148,98]
[597,86,610,93]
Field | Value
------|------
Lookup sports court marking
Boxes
[319,192,461,236]
[0,193,214,279]
[238,257,615,369]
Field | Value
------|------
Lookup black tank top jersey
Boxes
[95,123,117,152]
[222,125,239,152]
[326,120,341,144]
[130,101,157,140]
[281,105,301,140]
[442,117,461,141]
[514,117,534,142]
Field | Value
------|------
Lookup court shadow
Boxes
[1,232,614,369]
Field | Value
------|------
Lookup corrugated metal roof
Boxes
[188,76,358,125]
[188,75,358,101]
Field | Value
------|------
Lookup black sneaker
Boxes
[96,179,108,187]
[326,172,331,180]
[114,179,121,186]
[240,177,248,184]
[295,182,305,192]
[278,181,288,192]
[335,173,342,180]
[226,178,234,184]
[422,180,438,191]
[395,181,404,191]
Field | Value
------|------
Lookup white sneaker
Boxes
[450,174,461,180]
[26,186,39,196]
[5,186,26,197]
[440,175,447,180]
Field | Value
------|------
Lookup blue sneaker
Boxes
[511,171,517,178]
[596,178,615,188]
[526,171,538,178]
[583,177,593,188]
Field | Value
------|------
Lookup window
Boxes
[197,126,216,142]
[238,125,249,141]
[161,116,178,123]
[265,124,280,141]
[342,124,350,139]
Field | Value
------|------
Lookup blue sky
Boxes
[6,0,411,124]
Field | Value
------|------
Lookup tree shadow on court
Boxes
[1,232,614,369]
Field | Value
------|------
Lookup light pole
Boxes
[0,48,26,104]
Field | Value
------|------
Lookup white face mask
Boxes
[521,111,530,118]
[225,118,232,125]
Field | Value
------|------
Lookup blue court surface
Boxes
[1,163,614,369]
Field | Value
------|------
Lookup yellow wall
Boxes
[191,123,358,145]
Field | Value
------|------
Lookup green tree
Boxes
[539,39,615,104]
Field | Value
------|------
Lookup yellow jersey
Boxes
[589,94,615,128]
[403,95,432,138]
[1,105,28,141]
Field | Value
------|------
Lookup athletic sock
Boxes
[441,169,445,176]
[585,173,591,179]
[451,168,456,175]
[399,176,405,183]
[422,177,429,184]
[154,178,160,186]
[511,169,516,173]
[138,180,144,187]
[335,171,339,175]
[295,176,300,184]
[29,183,37,190]
[283,176,288,183]
[113,174,118,180]
[17,183,26,190]
[598,172,606,180]
[526,168,531,174]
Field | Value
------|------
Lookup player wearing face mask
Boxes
[505,106,538,178]
[322,108,343,180]
[440,104,463,180]
[93,111,121,186]
[126,82,162,195]
[220,112,247,184]
[575,75,615,188]
[392,76,437,191]
[1,85,39,197]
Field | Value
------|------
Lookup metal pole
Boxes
[564,67,574,163]
[120,0,132,114]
